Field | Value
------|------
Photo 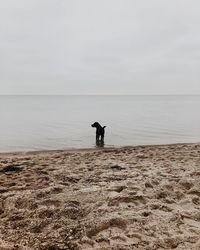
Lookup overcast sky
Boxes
[0,0,200,95]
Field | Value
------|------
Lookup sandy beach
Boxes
[0,143,200,249]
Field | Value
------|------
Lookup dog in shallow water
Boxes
[91,122,106,143]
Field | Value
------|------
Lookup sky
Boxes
[0,0,200,95]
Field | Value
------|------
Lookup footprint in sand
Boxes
[40,199,62,207]
[178,179,194,190]
[86,217,127,238]
[107,192,146,207]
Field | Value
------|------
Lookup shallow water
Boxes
[0,95,200,152]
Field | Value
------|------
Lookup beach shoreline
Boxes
[0,141,199,156]
[1,142,200,249]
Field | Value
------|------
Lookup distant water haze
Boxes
[0,95,200,152]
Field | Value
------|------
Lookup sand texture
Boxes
[0,143,200,249]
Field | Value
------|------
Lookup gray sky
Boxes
[0,0,200,95]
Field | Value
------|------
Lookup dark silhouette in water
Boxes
[91,122,106,146]
[96,138,104,147]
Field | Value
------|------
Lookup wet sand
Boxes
[0,143,200,249]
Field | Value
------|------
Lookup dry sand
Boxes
[0,143,200,249]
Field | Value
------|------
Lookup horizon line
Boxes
[0,94,200,96]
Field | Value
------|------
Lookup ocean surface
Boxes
[0,95,200,152]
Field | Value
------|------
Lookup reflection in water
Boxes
[96,139,104,148]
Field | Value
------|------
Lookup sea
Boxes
[0,95,200,152]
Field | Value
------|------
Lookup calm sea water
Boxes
[0,95,200,152]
